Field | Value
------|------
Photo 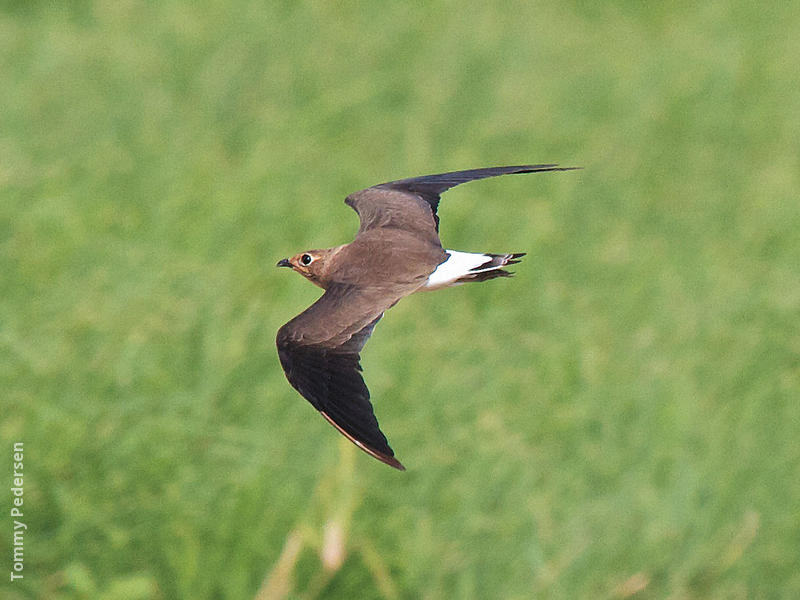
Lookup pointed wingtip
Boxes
[320,410,407,471]
[383,456,407,471]
[362,445,406,471]
[515,164,582,173]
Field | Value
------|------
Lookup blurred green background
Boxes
[2,1,799,598]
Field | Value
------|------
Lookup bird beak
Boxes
[276,258,292,268]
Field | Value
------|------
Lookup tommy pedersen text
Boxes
[10,442,25,582]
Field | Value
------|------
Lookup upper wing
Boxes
[345,164,578,240]
[276,283,411,470]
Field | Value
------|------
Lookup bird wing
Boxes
[276,283,413,470]
[345,164,577,241]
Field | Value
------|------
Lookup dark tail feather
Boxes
[469,252,525,272]
[457,269,515,283]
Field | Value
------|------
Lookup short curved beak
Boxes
[276,258,292,268]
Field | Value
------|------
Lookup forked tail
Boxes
[457,252,525,283]
[423,250,525,290]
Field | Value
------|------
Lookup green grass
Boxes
[2,1,799,598]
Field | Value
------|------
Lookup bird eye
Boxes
[300,253,313,266]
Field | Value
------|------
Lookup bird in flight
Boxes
[277,165,576,470]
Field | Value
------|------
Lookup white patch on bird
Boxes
[423,250,491,290]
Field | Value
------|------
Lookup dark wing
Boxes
[276,283,410,470]
[346,164,578,238]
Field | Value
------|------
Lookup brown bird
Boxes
[277,165,576,470]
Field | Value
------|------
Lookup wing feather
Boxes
[345,164,578,236]
[276,284,410,470]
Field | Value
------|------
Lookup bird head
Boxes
[277,249,336,288]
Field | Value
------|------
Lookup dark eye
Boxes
[300,253,313,266]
